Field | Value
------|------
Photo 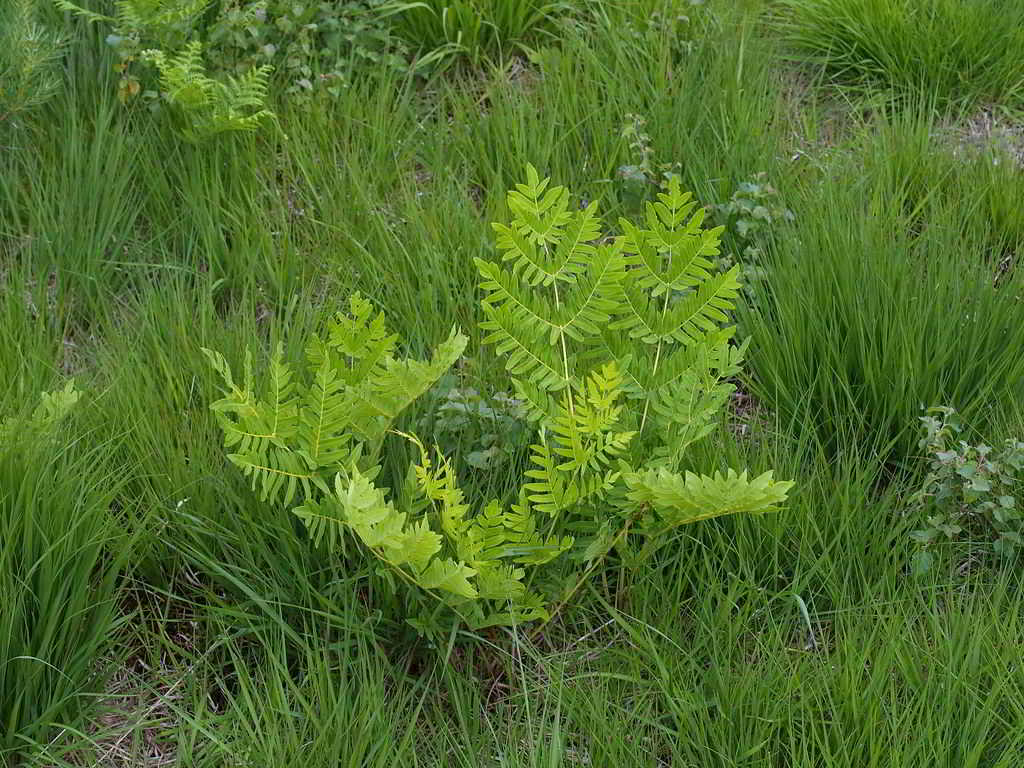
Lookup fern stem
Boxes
[551,278,575,419]
[528,516,634,642]
[638,290,673,435]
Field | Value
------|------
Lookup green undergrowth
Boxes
[6,0,1024,764]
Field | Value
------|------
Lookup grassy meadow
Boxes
[3,0,1024,765]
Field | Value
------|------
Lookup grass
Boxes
[773,0,1024,110]
[4,0,1024,765]
[0,427,133,761]
[740,106,1024,464]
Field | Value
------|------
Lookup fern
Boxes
[143,43,275,142]
[54,0,275,139]
[54,0,209,46]
[0,380,81,442]
[205,169,795,637]
[1,0,65,126]
[204,294,464,504]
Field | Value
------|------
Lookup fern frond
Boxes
[503,490,573,564]
[546,364,635,474]
[648,375,733,466]
[524,434,618,516]
[472,562,527,601]
[475,257,558,341]
[602,329,731,398]
[419,558,478,599]
[299,353,352,467]
[611,265,740,346]
[406,436,472,542]
[626,467,794,535]
[336,468,446,574]
[206,344,298,461]
[505,163,574,248]
[142,40,274,142]
[493,198,600,287]
[293,496,346,550]
[228,446,316,507]
[471,589,549,629]
[0,380,81,442]
[550,240,624,343]
[618,178,725,298]
[349,327,468,445]
[475,289,568,392]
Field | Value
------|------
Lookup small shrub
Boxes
[910,407,1024,574]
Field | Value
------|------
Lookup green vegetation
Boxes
[0,0,64,125]
[3,0,1024,765]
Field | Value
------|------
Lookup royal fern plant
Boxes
[204,167,793,634]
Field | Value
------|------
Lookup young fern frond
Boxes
[505,164,575,250]
[626,467,793,548]
[204,293,468,506]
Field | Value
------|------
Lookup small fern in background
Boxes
[143,42,274,142]
[55,0,276,140]
[55,0,209,101]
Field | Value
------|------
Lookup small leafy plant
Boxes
[426,375,530,471]
[708,173,794,312]
[204,166,793,635]
[0,380,81,441]
[910,406,1024,574]
[204,1,410,97]
[616,112,681,210]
